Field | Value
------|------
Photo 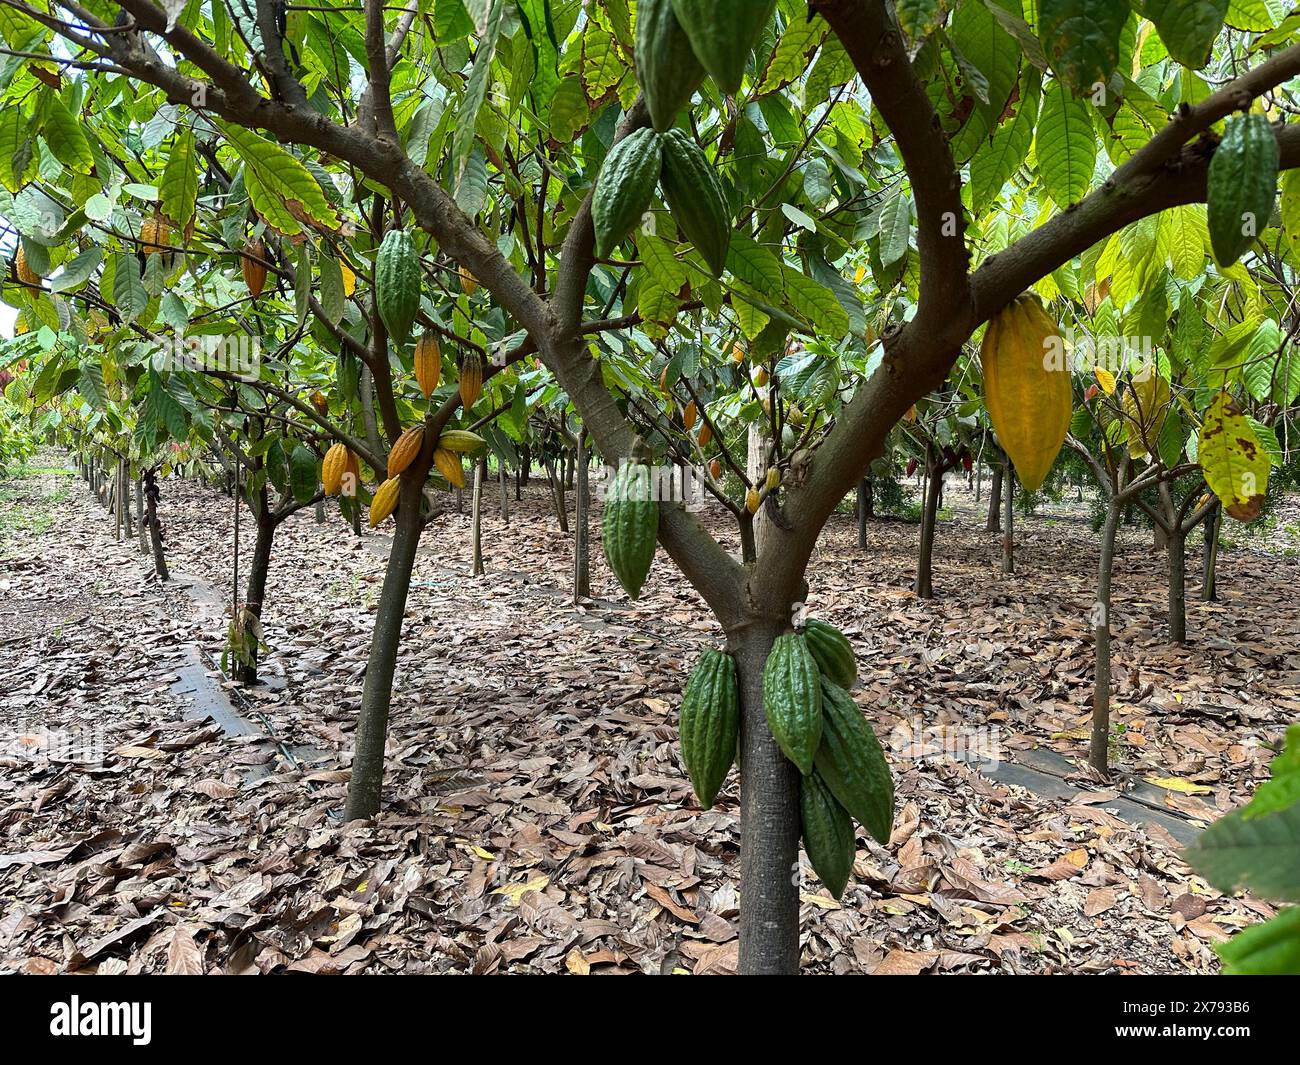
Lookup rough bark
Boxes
[344,475,424,821]
[1089,502,1122,774]
[1168,530,1187,644]
[144,472,169,581]
[471,455,485,576]
[235,508,275,685]
[574,432,590,602]
[1001,466,1015,574]
[856,477,869,549]
[986,462,1003,533]
[915,449,942,599]
[1202,503,1220,602]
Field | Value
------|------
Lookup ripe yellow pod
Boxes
[433,447,466,488]
[745,487,760,514]
[15,245,40,285]
[979,294,1072,493]
[753,366,769,387]
[731,343,745,364]
[697,420,712,448]
[459,354,483,410]
[459,264,478,295]
[141,214,170,255]
[765,467,781,492]
[369,477,401,526]
[322,443,349,496]
[387,426,425,478]
[415,331,442,399]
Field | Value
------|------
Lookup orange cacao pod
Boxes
[387,426,425,478]
[459,354,483,410]
[322,443,349,496]
[242,240,268,298]
[369,477,402,527]
[14,245,39,285]
[415,330,442,399]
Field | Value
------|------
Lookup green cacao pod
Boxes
[601,461,658,599]
[636,0,705,132]
[592,128,662,259]
[670,0,776,94]
[678,648,740,808]
[659,129,730,277]
[761,632,822,774]
[375,229,420,346]
[800,770,855,900]
[1207,112,1279,267]
[803,619,856,689]
[815,680,894,845]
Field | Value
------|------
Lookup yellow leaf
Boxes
[493,874,550,905]
[1065,848,1089,868]
[1144,776,1213,795]
[341,261,356,297]
[564,949,590,975]
[469,846,495,860]
[800,892,841,910]
[1094,367,1117,394]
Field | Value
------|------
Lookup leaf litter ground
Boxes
[1,457,1296,974]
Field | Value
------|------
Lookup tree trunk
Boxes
[345,476,424,821]
[1201,503,1220,602]
[1168,530,1187,644]
[856,478,869,549]
[545,457,568,532]
[915,451,942,599]
[144,472,169,581]
[471,455,485,576]
[573,433,591,602]
[734,620,802,975]
[1153,521,1168,552]
[986,462,1003,533]
[136,478,148,554]
[359,364,383,461]
[1001,466,1014,574]
[315,498,326,524]
[235,512,275,685]
[499,462,510,523]
[1089,501,1121,774]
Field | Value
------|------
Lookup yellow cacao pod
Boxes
[753,367,769,387]
[344,449,360,494]
[387,426,425,478]
[415,330,441,399]
[745,487,760,514]
[459,354,483,410]
[765,467,781,492]
[979,294,1072,493]
[788,405,806,427]
[437,429,486,454]
[141,214,170,254]
[15,245,39,285]
[369,477,401,527]
[311,390,328,415]
[683,400,698,431]
[698,420,712,448]
[434,447,466,488]
[242,240,268,298]
[322,443,349,496]
[731,343,745,364]
[459,265,478,295]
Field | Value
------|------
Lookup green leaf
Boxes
[49,247,101,293]
[1207,113,1279,267]
[1039,0,1128,92]
[289,443,319,504]
[1140,0,1228,67]
[217,122,341,235]
[516,0,561,111]
[452,0,505,196]
[970,73,1040,214]
[42,95,94,174]
[1037,81,1097,209]
[159,129,198,228]
[78,361,106,409]
[1216,908,1300,975]
[111,252,148,324]
[319,252,344,325]
[895,0,949,40]
[1281,168,1300,256]
[878,192,911,268]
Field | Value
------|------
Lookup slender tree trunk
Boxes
[499,462,510,523]
[359,364,383,461]
[915,451,942,599]
[1089,501,1122,774]
[1153,521,1168,552]
[144,472,169,581]
[574,432,590,602]
[734,620,801,975]
[1001,466,1015,574]
[545,457,568,532]
[345,477,424,820]
[986,463,1003,533]
[136,479,148,554]
[1202,503,1220,602]
[235,513,275,685]
[1168,529,1187,644]
[315,498,326,524]
[471,455,485,576]
[975,464,982,503]
[856,478,869,549]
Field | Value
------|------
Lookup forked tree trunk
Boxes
[545,458,568,532]
[1001,466,1014,574]
[574,433,590,602]
[236,512,275,685]
[1168,529,1187,644]
[1089,501,1122,774]
[733,619,801,975]
[144,472,169,581]
[1202,503,1220,602]
[986,462,1003,533]
[915,453,942,599]
[345,476,424,821]
[471,456,485,576]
